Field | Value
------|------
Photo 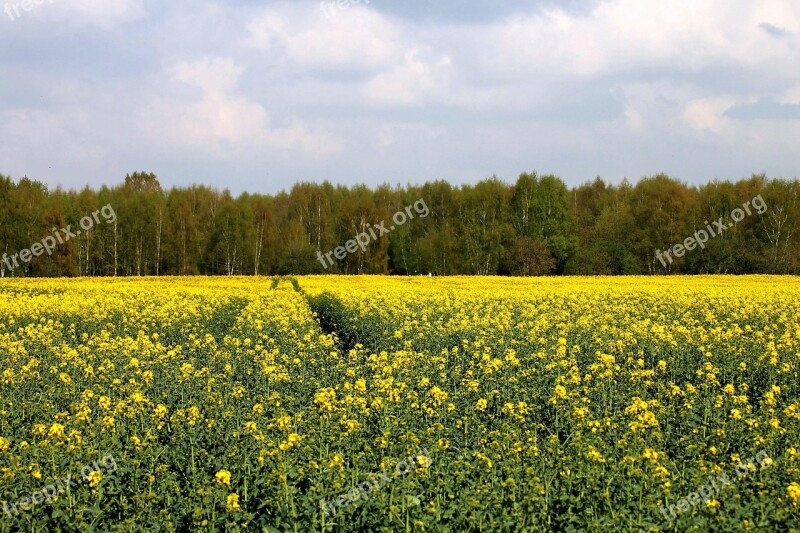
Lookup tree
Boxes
[1,171,798,277]
[459,178,514,275]
[505,237,555,276]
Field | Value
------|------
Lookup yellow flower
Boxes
[101,416,115,432]
[428,386,448,405]
[279,433,303,451]
[0,437,10,453]
[706,499,719,510]
[342,419,360,433]
[180,363,195,378]
[788,482,800,505]
[314,388,337,411]
[226,493,241,511]
[587,446,605,463]
[416,453,432,469]
[276,415,292,431]
[214,469,232,487]
[87,470,102,488]
[473,452,493,470]
[643,448,660,463]
[48,423,66,439]
[475,398,488,412]
[572,407,589,418]
[328,453,345,469]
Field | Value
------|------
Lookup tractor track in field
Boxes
[271,276,360,353]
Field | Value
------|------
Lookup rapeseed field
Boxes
[0,276,798,531]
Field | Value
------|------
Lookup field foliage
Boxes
[0,276,799,531]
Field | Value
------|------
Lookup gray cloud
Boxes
[759,22,791,38]
[725,98,800,121]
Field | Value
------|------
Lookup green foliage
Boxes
[1,172,799,277]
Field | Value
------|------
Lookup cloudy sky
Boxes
[1,0,798,194]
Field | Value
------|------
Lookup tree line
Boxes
[0,171,798,277]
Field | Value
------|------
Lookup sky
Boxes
[1,0,799,195]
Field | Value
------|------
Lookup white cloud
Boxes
[47,0,146,29]
[481,0,799,79]
[240,0,799,113]
[683,97,736,134]
[623,106,645,132]
[377,123,446,148]
[244,4,403,71]
[169,57,244,94]
[140,57,343,158]
[364,48,453,106]
[780,84,800,104]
